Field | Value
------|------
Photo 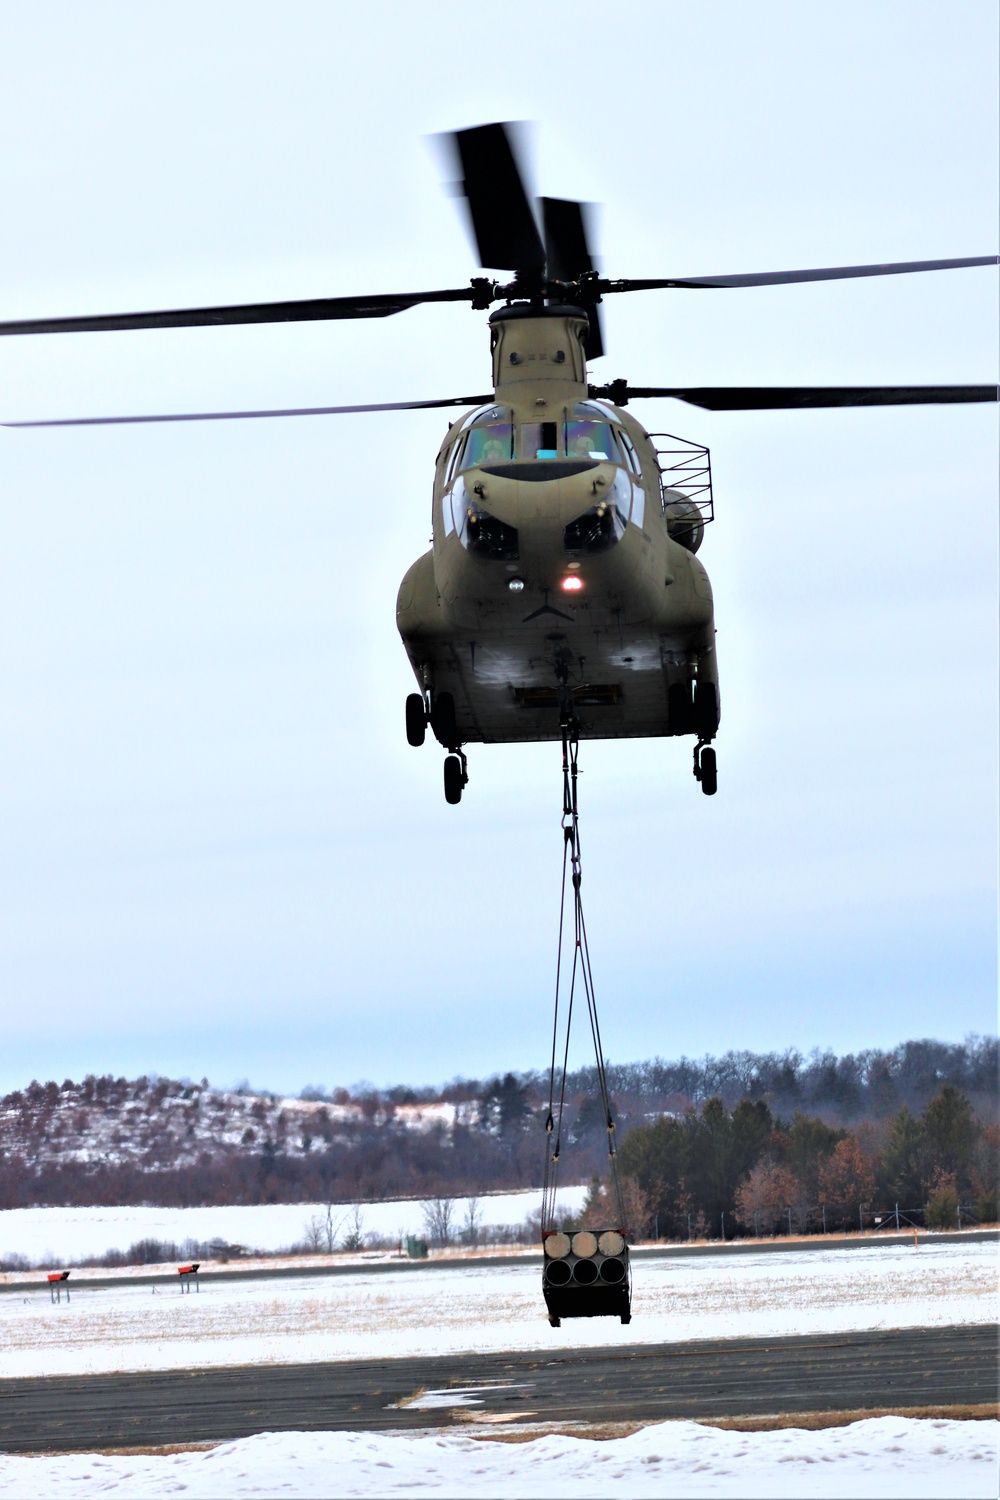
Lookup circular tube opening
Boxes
[544,1259,572,1287]
[598,1256,626,1284]
[572,1257,599,1285]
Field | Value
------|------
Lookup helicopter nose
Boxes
[515,462,617,525]
[456,461,617,529]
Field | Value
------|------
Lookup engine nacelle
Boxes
[663,488,705,554]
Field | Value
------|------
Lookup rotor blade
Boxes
[584,304,605,361]
[539,197,604,359]
[601,255,999,293]
[539,197,595,281]
[0,286,482,337]
[451,122,545,274]
[596,384,999,410]
[1,395,495,429]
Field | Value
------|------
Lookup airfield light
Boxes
[561,575,584,593]
[508,577,525,592]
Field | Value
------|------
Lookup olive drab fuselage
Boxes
[396,304,720,746]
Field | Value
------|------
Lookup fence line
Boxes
[721,1199,981,1242]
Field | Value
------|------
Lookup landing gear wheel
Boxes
[405,693,426,748]
[668,681,692,736]
[694,680,719,738]
[699,745,717,796]
[549,1316,561,1328]
[443,754,464,805]
[430,691,457,747]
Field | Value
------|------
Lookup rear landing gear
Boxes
[444,750,468,805]
[405,693,426,747]
[405,689,470,803]
[694,740,717,796]
[694,680,719,739]
[430,691,457,748]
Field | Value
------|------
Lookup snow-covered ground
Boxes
[0,1189,587,1264]
[0,1418,996,1498]
[1,1237,994,1379]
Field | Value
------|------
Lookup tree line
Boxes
[0,1036,995,1214]
[605,1084,998,1239]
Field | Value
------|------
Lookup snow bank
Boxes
[1,1237,994,1379]
[0,1418,996,1498]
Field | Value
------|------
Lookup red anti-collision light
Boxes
[561,576,584,592]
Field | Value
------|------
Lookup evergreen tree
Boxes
[922,1086,978,1186]
[880,1104,925,1205]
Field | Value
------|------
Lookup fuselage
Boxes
[396,304,720,746]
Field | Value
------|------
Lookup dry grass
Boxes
[455,1410,537,1425]
[468,1419,650,1443]
[469,1403,1000,1442]
[700,1402,999,1431]
[25,1441,221,1458]
[394,1385,427,1408]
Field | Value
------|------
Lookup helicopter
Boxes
[2,122,996,806]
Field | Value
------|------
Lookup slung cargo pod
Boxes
[542,1228,631,1326]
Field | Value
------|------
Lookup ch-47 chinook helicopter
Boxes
[2,122,997,805]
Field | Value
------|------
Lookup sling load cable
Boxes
[541,728,627,1237]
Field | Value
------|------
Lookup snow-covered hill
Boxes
[0,1074,478,1172]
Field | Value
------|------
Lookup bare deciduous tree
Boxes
[461,1195,483,1246]
[302,1214,326,1252]
[341,1204,365,1252]
[619,1175,652,1241]
[421,1196,455,1247]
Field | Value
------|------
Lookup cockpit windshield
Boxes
[454,401,627,471]
[458,407,514,470]
[564,420,619,462]
[520,421,559,460]
[564,402,620,462]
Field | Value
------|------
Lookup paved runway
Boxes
[0,1324,994,1453]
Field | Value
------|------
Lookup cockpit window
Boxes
[564,419,619,462]
[616,428,642,473]
[459,419,514,469]
[460,403,505,430]
[519,421,559,460]
[573,400,610,419]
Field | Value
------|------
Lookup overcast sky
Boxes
[0,1,996,1097]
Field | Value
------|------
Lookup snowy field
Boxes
[0,1190,586,1265]
[1,1236,994,1379]
[0,1418,997,1498]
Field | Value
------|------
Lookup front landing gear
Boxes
[694,740,718,796]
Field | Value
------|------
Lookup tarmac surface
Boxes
[1,1323,994,1453]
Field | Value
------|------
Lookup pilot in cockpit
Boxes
[480,436,509,463]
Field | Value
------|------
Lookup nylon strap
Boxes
[542,731,627,1235]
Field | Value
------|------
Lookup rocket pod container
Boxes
[541,1227,631,1325]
